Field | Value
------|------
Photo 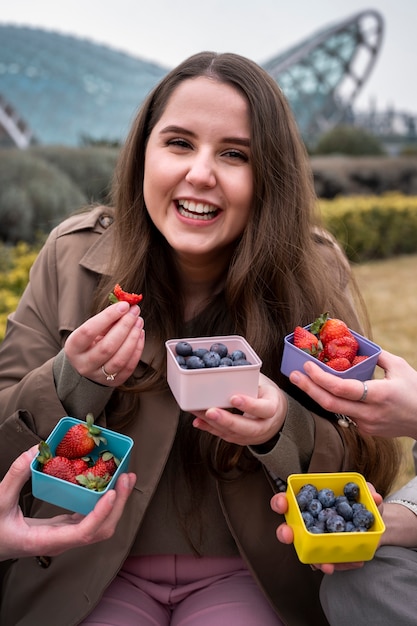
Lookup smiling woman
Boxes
[0,51,401,626]
[143,76,253,287]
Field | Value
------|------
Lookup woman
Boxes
[0,51,400,625]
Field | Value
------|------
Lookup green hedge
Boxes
[0,147,118,243]
[319,193,417,261]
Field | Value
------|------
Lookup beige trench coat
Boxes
[0,207,355,626]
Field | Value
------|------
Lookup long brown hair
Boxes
[93,51,400,497]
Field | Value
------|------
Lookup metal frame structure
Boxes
[0,10,406,148]
[263,10,384,142]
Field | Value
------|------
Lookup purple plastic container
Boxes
[281,324,381,381]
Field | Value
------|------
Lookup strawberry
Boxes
[323,335,359,363]
[311,312,352,345]
[70,457,91,475]
[326,357,352,371]
[293,326,321,355]
[37,442,78,483]
[99,451,120,476]
[109,284,143,305]
[56,413,106,459]
[76,457,111,491]
[352,354,369,366]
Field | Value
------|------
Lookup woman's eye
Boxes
[223,149,249,162]
[167,138,192,149]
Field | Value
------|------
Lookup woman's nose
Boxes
[185,153,216,188]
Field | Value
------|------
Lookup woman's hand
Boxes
[0,446,136,561]
[270,484,383,575]
[191,373,287,446]
[289,350,417,439]
[64,301,145,387]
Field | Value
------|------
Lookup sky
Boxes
[2,0,416,114]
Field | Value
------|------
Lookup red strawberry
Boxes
[76,457,111,491]
[311,312,352,345]
[37,442,78,483]
[109,284,143,305]
[323,335,359,363]
[56,413,106,459]
[99,451,120,476]
[326,357,352,371]
[70,457,91,475]
[293,326,321,355]
[352,354,369,366]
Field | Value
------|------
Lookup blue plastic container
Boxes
[281,324,381,381]
[31,417,134,515]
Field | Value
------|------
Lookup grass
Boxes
[352,254,417,370]
[352,254,417,489]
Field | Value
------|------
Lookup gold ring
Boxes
[101,365,117,381]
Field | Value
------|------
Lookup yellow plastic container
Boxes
[285,472,385,564]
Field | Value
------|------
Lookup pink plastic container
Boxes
[166,335,262,411]
[281,324,381,381]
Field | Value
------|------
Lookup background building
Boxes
[1,9,416,150]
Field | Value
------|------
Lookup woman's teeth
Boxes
[177,200,218,220]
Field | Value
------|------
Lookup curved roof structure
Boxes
[0,10,384,148]
[0,25,168,147]
[263,9,384,140]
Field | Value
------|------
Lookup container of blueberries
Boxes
[284,472,385,564]
[165,335,262,411]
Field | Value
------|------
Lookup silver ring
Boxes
[101,365,118,381]
[359,380,368,402]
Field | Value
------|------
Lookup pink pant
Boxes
[80,554,284,625]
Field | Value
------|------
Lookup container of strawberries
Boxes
[31,414,134,515]
[281,312,381,381]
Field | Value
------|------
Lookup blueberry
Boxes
[326,514,346,533]
[193,347,209,359]
[317,488,336,508]
[175,341,193,357]
[307,498,323,517]
[318,507,338,524]
[175,355,187,368]
[231,349,247,361]
[219,357,233,367]
[309,522,326,533]
[185,355,205,369]
[353,508,374,530]
[210,342,228,359]
[351,502,365,515]
[232,358,252,366]
[336,500,354,521]
[302,511,315,529]
[299,484,319,500]
[296,484,318,511]
[344,481,360,502]
[202,351,222,368]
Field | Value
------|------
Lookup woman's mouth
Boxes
[177,199,219,221]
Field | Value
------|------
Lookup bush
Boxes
[319,193,417,262]
[312,156,417,197]
[0,150,87,243]
[314,125,386,156]
[0,241,41,340]
[31,146,119,203]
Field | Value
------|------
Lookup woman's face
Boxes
[143,77,253,265]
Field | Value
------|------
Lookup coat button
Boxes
[98,214,114,229]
